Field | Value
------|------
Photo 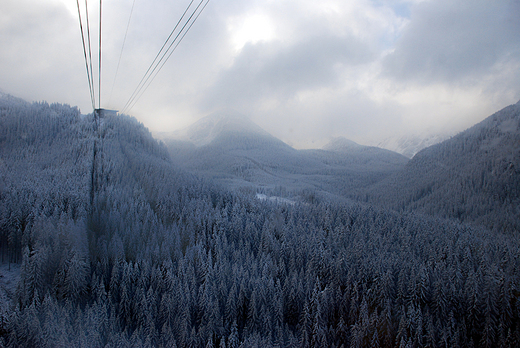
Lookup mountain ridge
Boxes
[162,111,408,200]
[163,110,277,147]
[323,136,362,151]
[365,100,520,233]
[3,93,520,347]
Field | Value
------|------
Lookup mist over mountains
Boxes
[160,112,408,202]
[376,132,451,159]
[160,101,520,234]
[1,93,520,347]
[365,99,520,233]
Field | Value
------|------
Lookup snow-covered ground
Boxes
[376,132,450,158]
[256,193,296,205]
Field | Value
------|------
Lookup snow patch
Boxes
[256,193,295,205]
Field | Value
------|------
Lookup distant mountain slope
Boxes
[323,137,361,151]
[376,133,450,158]
[367,100,520,233]
[171,110,273,146]
[3,94,520,347]
[322,136,410,169]
[163,113,408,200]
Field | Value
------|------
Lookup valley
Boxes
[160,112,408,203]
[1,93,520,347]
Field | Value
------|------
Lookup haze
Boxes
[1,0,519,148]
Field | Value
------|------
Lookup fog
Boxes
[1,0,519,148]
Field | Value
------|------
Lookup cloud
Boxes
[383,0,520,84]
[201,34,374,111]
[256,87,405,148]
[1,0,519,149]
[193,0,520,147]
[198,0,403,111]
[0,0,85,105]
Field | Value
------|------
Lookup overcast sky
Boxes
[1,0,519,148]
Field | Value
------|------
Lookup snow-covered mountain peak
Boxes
[322,137,362,152]
[175,110,272,147]
[376,133,450,159]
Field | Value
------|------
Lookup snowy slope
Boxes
[322,137,409,168]
[169,110,274,147]
[163,112,408,200]
[366,100,520,232]
[3,94,520,347]
[376,132,451,158]
[0,263,20,330]
[323,137,362,151]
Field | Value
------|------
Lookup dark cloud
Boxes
[383,0,520,84]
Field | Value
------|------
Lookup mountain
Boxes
[170,109,273,146]
[0,91,29,108]
[2,94,520,347]
[163,113,408,201]
[366,100,520,233]
[322,136,411,168]
[376,132,451,158]
[323,137,361,151]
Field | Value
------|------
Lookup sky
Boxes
[1,0,519,149]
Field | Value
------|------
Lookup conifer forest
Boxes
[1,95,520,347]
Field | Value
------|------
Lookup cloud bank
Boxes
[1,0,519,148]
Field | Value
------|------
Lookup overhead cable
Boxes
[121,0,197,113]
[85,0,96,108]
[125,0,211,113]
[108,0,137,106]
[98,0,103,109]
[121,0,210,114]
[76,0,96,109]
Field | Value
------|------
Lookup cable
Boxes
[98,0,102,109]
[124,0,210,113]
[108,0,137,106]
[121,0,196,113]
[85,0,96,109]
[121,0,195,112]
[121,0,210,114]
[76,0,95,110]
[77,0,209,114]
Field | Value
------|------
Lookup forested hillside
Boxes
[365,100,520,233]
[1,95,520,347]
[163,113,408,201]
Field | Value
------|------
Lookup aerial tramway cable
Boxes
[76,0,95,109]
[121,0,210,114]
[108,0,137,106]
[85,0,96,109]
[124,0,210,113]
[76,0,100,111]
[77,0,210,115]
[145,0,210,94]
[84,0,98,110]
[76,0,102,112]
[120,0,198,113]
